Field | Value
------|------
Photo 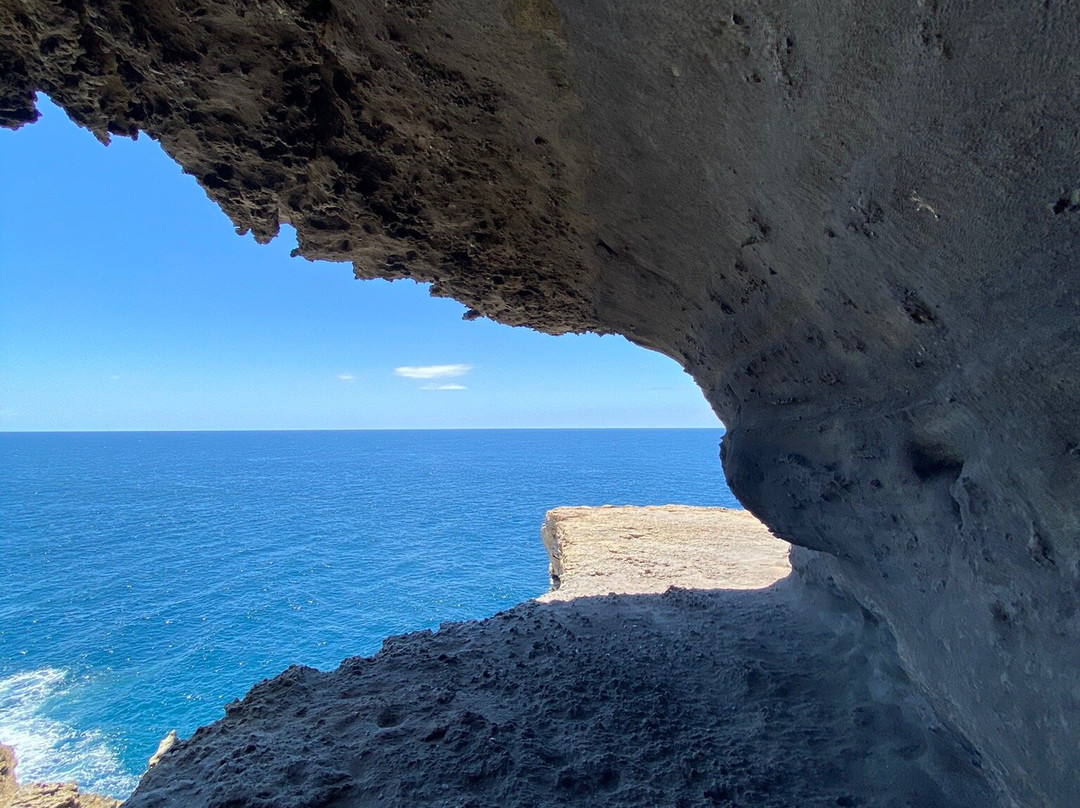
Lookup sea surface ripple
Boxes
[0,429,736,797]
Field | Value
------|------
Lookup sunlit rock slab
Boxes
[539,505,791,600]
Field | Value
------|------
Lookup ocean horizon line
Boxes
[0,426,725,435]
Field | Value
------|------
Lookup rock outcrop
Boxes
[0,746,12,807]
[539,505,791,599]
[0,745,121,808]
[146,731,177,772]
[125,507,1004,808]
[2,1,1078,805]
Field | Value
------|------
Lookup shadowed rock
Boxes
[122,507,1004,806]
[127,582,1003,808]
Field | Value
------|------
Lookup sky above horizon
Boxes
[0,96,720,431]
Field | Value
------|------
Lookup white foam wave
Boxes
[0,668,139,799]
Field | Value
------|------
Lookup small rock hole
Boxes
[908,441,963,482]
[375,705,402,727]
[1051,190,1080,214]
[990,601,1010,624]
[1027,530,1056,567]
[421,725,447,742]
[301,0,334,22]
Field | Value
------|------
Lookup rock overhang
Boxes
[3,1,1079,805]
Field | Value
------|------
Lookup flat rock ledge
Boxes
[125,506,1005,808]
[539,506,792,600]
[0,745,120,808]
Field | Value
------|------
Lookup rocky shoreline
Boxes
[118,507,1005,807]
[0,744,120,808]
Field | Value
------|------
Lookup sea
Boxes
[0,429,737,798]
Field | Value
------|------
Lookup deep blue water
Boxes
[0,429,737,797]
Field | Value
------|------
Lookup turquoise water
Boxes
[0,429,736,797]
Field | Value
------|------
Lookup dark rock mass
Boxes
[2,0,1078,805]
[126,582,1002,808]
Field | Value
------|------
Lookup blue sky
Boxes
[0,96,718,430]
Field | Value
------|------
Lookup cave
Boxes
[2,0,1078,806]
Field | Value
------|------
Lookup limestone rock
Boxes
[539,505,791,600]
[0,745,121,808]
[1,746,16,807]
[8,782,120,808]
[147,731,177,770]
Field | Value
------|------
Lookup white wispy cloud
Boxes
[394,364,472,380]
[421,383,467,391]
[337,373,356,381]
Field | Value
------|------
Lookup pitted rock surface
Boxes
[1,0,600,332]
[127,582,1003,808]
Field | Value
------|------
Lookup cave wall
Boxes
[2,0,1078,805]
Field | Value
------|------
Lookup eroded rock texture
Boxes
[2,0,1078,805]
[127,583,1001,808]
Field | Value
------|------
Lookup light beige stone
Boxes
[0,746,120,808]
[539,505,790,601]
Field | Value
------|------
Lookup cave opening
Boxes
[0,94,737,798]
[4,0,1080,801]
